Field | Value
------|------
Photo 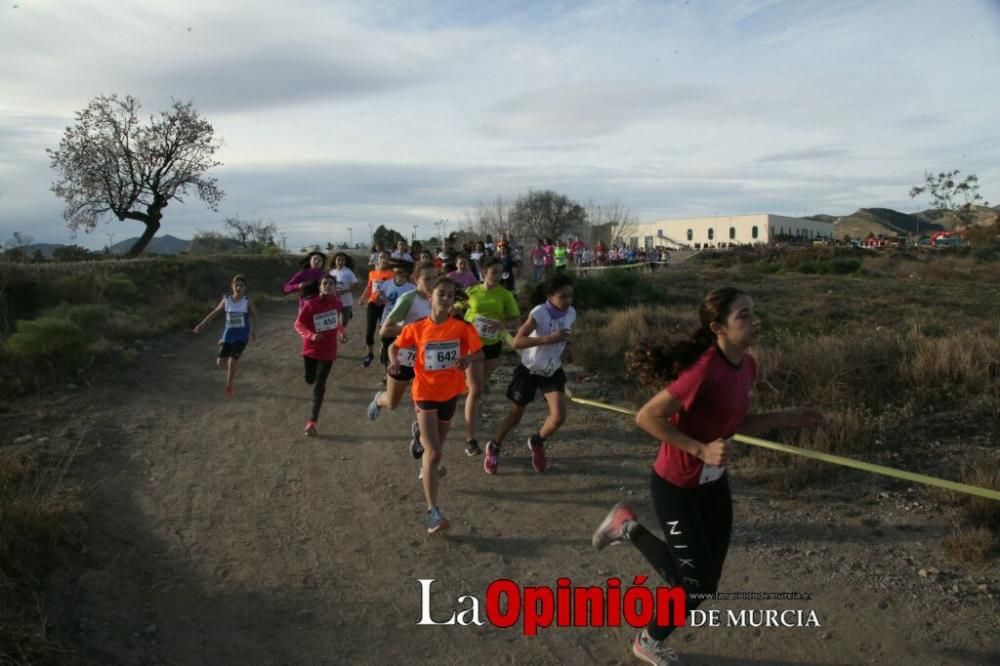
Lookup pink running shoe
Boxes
[304,420,318,437]
[224,384,234,397]
[483,440,500,475]
[591,502,637,550]
[527,434,547,472]
[632,630,682,664]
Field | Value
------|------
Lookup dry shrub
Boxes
[573,305,693,377]
[755,328,905,409]
[930,457,1000,537]
[0,440,85,662]
[956,465,1000,529]
[900,331,1000,394]
[942,526,997,563]
[794,406,881,454]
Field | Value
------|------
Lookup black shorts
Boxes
[415,397,459,422]
[218,340,248,359]
[388,365,416,381]
[505,363,566,406]
[482,341,503,360]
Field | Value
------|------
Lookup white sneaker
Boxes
[367,391,383,421]
[632,631,682,665]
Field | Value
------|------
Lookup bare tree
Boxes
[48,94,224,257]
[223,216,278,250]
[2,231,34,250]
[509,190,587,241]
[475,195,514,240]
[586,200,639,246]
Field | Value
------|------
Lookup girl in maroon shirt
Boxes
[591,287,823,666]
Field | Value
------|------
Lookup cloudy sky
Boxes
[1,0,998,250]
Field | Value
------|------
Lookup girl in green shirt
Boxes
[459,257,521,456]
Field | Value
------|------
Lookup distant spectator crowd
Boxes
[369,234,672,287]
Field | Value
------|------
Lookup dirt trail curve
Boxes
[20,302,999,665]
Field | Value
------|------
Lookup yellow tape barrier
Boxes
[567,396,1000,502]
[499,332,998,500]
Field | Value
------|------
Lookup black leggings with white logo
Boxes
[303,357,334,421]
[629,470,733,641]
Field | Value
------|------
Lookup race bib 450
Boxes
[313,310,339,332]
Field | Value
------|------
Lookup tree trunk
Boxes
[126,198,166,257]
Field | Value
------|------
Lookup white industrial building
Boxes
[627,214,835,249]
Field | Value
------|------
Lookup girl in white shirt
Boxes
[329,253,359,326]
[482,272,576,476]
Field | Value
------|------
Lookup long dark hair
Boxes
[332,252,355,271]
[625,287,748,386]
[530,271,574,306]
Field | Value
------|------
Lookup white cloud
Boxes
[1,0,998,250]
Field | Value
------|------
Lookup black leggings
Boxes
[303,357,334,421]
[629,471,733,641]
[365,302,385,347]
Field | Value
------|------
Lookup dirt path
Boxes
[15,302,999,664]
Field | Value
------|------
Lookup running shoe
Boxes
[224,384,234,397]
[304,420,318,437]
[362,352,375,367]
[591,502,637,550]
[367,391,383,421]
[483,440,500,475]
[528,434,548,472]
[426,506,450,534]
[409,421,423,459]
[418,464,447,480]
[464,439,482,456]
[632,631,682,665]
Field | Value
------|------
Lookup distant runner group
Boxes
[192,240,823,666]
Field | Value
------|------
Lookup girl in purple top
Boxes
[447,255,480,288]
[284,251,328,304]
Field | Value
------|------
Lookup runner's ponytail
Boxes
[625,287,747,386]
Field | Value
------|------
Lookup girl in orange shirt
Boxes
[358,251,393,367]
[388,277,484,534]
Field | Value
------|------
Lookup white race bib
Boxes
[424,340,460,371]
[699,464,725,485]
[313,310,339,332]
[399,347,417,367]
[226,312,245,328]
[530,357,559,377]
[473,315,500,340]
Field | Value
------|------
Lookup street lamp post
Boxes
[368,224,374,248]
[412,224,418,243]
[347,227,353,248]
